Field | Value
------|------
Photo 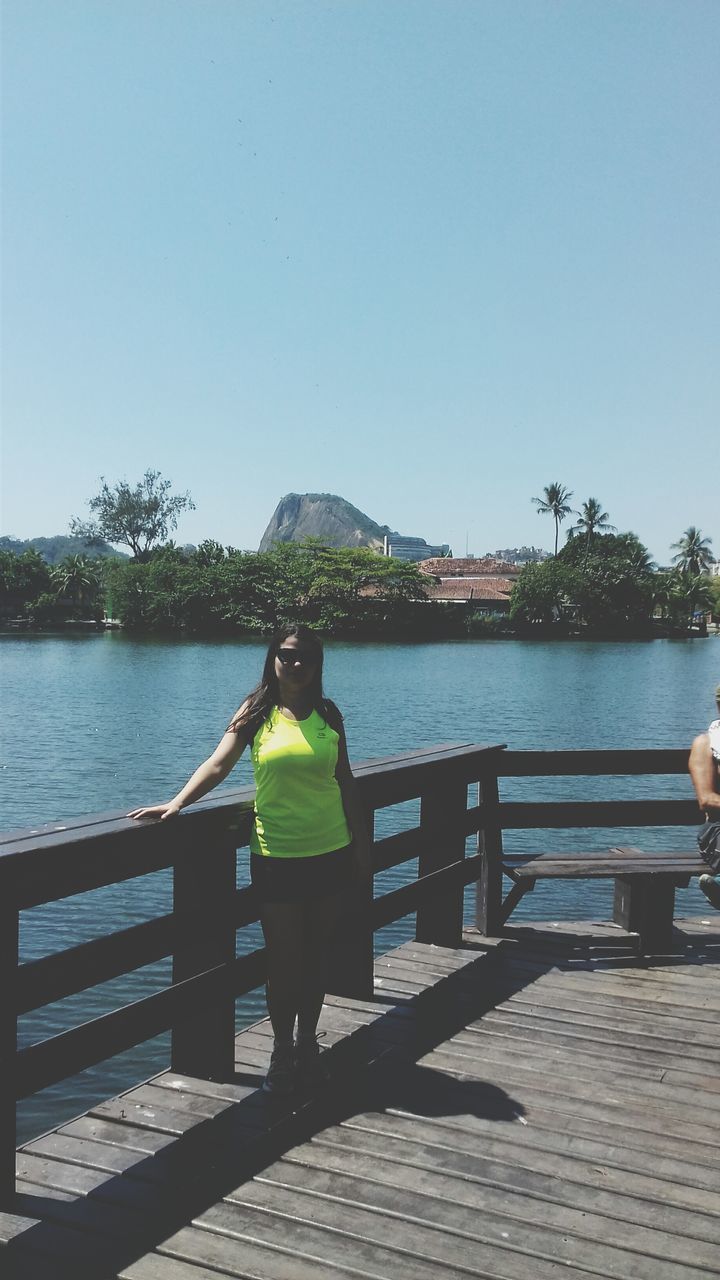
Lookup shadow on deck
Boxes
[4,918,720,1280]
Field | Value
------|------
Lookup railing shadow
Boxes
[5,942,543,1279]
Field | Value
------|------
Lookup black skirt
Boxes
[250,844,354,904]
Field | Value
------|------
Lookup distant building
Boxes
[418,557,521,613]
[383,535,451,562]
[485,546,549,565]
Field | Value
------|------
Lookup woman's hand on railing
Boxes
[127,803,181,821]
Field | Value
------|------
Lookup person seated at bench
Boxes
[689,683,720,909]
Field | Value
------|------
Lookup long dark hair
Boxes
[228,625,339,738]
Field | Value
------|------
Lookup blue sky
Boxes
[2,0,717,563]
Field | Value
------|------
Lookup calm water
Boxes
[2,632,719,1141]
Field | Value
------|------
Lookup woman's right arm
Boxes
[689,732,720,815]
[128,720,250,821]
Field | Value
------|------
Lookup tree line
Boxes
[0,541,496,638]
[1,471,716,637]
[524,482,717,632]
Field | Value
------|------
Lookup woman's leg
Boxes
[297,888,345,1040]
[260,901,305,1043]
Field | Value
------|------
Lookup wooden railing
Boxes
[476,748,698,934]
[0,742,504,1206]
[0,742,700,1206]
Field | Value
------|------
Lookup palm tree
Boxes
[532,483,573,557]
[571,498,616,559]
[51,555,101,614]
[671,527,714,576]
[572,498,615,540]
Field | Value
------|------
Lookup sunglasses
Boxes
[276,648,317,666]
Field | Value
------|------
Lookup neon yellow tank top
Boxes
[249,705,351,858]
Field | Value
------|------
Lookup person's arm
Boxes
[128,717,251,821]
[333,717,373,876]
[689,733,720,815]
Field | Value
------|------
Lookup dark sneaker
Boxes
[263,1042,295,1094]
[295,1035,330,1090]
[699,874,720,910]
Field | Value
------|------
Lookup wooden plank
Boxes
[477,1009,719,1071]
[449,1022,669,1079]
[16,947,266,1098]
[22,1132,168,1182]
[512,859,701,879]
[0,893,18,1206]
[508,849,702,866]
[158,1223,373,1280]
[4,808,247,912]
[89,1096,216,1138]
[416,779,467,947]
[496,966,720,1017]
[475,771,504,935]
[338,1110,720,1206]
[201,1193,586,1280]
[327,803,374,1000]
[419,1047,720,1144]
[372,826,423,872]
[377,1106,719,1201]
[321,1115,720,1234]
[59,1114,178,1154]
[489,984,720,1042]
[172,837,237,1080]
[498,748,690,777]
[497,799,699,829]
[15,1151,150,1204]
[120,1256,241,1280]
[372,851,485,929]
[149,1073,261,1108]
[266,1148,720,1271]
[428,1032,720,1112]
[16,885,258,1014]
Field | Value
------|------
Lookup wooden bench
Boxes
[503,846,707,951]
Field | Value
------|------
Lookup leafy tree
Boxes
[512,532,656,633]
[671,527,714,576]
[509,559,578,625]
[0,549,51,602]
[532,482,573,556]
[194,539,227,568]
[71,470,195,562]
[105,543,434,637]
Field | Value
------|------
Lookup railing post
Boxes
[327,804,375,1000]
[172,832,237,1080]
[416,776,468,947]
[476,769,504,936]
[0,888,18,1206]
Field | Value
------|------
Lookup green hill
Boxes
[0,535,128,564]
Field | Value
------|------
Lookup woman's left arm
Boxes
[334,719,373,877]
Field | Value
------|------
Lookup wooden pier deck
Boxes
[4,917,720,1280]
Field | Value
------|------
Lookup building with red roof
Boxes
[418,557,521,612]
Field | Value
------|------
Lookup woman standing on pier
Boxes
[129,625,371,1094]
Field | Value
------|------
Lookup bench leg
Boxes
[613,876,676,952]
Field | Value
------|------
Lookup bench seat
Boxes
[502,846,707,952]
